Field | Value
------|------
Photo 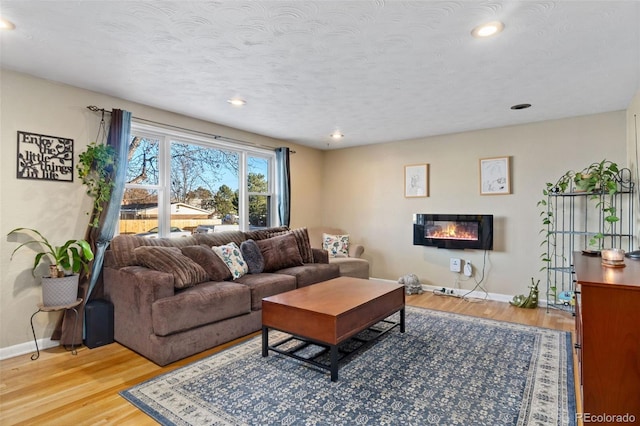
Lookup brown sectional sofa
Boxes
[103,226,340,366]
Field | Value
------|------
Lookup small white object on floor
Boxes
[398,273,423,295]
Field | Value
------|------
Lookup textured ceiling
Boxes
[1,1,639,150]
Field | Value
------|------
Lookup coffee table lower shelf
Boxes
[262,311,404,382]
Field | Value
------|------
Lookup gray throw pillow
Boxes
[240,239,265,274]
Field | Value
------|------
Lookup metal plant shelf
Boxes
[543,169,635,313]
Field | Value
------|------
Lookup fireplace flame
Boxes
[426,222,478,241]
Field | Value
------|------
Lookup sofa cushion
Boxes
[212,242,249,279]
[240,239,265,274]
[234,273,297,310]
[181,245,232,282]
[151,281,251,336]
[329,257,370,279]
[276,263,341,288]
[134,246,208,289]
[256,233,304,272]
[323,233,350,257]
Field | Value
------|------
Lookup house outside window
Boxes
[118,122,276,238]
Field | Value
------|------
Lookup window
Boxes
[119,122,276,238]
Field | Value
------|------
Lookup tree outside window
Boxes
[119,126,275,237]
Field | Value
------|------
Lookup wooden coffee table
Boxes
[261,276,405,381]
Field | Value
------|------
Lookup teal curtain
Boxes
[275,147,291,227]
[58,109,131,345]
[85,109,132,300]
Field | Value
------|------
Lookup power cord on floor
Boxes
[432,287,462,298]
[431,250,490,301]
[460,250,489,302]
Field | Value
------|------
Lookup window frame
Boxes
[124,121,278,237]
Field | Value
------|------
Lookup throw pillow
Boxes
[256,233,304,272]
[240,239,265,274]
[134,246,209,289]
[244,226,289,241]
[181,244,232,282]
[268,228,314,264]
[212,242,248,279]
[323,233,350,257]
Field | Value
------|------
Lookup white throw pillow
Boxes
[322,233,350,258]
[212,242,248,279]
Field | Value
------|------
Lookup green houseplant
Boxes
[77,141,115,227]
[539,160,621,253]
[8,228,94,306]
[538,159,622,305]
[8,227,94,278]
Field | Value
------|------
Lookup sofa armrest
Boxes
[103,266,175,345]
[312,248,329,264]
[349,244,365,258]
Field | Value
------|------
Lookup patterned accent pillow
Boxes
[212,242,248,279]
[133,246,209,289]
[322,233,350,258]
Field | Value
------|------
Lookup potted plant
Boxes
[572,160,620,247]
[7,227,94,306]
[573,160,619,194]
[77,141,115,227]
[539,160,621,251]
[538,159,623,306]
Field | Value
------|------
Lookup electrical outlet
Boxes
[463,261,473,277]
[450,258,461,272]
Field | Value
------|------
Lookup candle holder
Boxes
[601,248,626,267]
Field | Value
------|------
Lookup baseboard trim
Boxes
[371,277,514,303]
[373,276,566,309]
[0,338,59,361]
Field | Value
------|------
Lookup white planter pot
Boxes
[41,274,79,307]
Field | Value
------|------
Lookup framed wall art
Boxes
[404,164,429,198]
[479,156,510,195]
[16,131,74,182]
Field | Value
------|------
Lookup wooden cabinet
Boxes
[573,253,640,424]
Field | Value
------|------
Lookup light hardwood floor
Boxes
[0,292,576,425]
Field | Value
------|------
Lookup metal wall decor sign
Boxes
[16,131,74,182]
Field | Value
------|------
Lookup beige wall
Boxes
[0,70,321,350]
[0,69,634,353]
[321,112,628,294]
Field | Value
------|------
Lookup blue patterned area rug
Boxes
[121,306,576,425]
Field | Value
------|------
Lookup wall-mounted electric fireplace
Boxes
[413,214,493,250]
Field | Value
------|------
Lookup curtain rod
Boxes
[86,105,295,154]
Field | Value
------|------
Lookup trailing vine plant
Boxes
[77,142,116,227]
[573,160,620,247]
[537,159,622,304]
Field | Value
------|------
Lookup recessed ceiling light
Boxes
[471,21,504,38]
[227,98,246,107]
[330,132,344,139]
[510,103,532,110]
[0,18,16,30]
